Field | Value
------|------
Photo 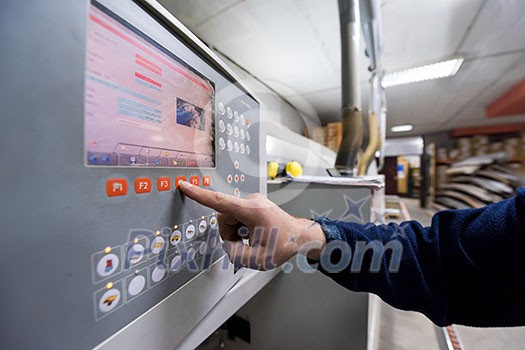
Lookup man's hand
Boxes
[179,182,326,270]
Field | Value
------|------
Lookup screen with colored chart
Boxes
[85,3,215,168]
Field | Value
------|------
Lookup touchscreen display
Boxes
[85,2,215,168]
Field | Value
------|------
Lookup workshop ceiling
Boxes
[159,0,525,137]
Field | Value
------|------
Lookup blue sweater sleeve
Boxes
[314,188,525,327]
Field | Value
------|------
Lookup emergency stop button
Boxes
[106,178,128,197]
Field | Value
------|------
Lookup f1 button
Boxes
[106,179,128,197]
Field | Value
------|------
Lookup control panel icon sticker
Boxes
[151,264,166,283]
[209,216,218,228]
[157,177,171,191]
[198,220,208,234]
[96,254,120,278]
[106,179,128,197]
[170,255,183,272]
[170,230,183,245]
[127,244,145,265]
[128,275,146,297]
[99,288,121,313]
[134,178,152,194]
[150,236,166,255]
[185,224,196,240]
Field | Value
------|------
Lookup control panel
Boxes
[1,1,262,349]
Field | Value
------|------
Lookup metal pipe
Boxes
[335,0,363,173]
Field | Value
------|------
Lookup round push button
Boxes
[170,255,183,272]
[199,242,208,255]
[186,248,196,262]
[227,107,233,119]
[170,230,183,245]
[218,120,226,133]
[218,102,225,115]
[96,253,120,278]
[127,244,145,265]
[198,220,208,234]
[150,236,166,255]
[218,137,226,150]
[210,216,218,228]
[151,264,166,283]
[99,288,121,313]
[185,224,196,240]
[128,275,146,297]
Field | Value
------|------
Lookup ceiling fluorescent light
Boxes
[391,124,413,133]
[383,58,464,88]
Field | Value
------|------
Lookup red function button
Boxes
[106,178,128,197]
[190,176,200,186]
[134,178,152,194]
[202,175,211,187]
[175,176,187,189]
[157,177,171,191]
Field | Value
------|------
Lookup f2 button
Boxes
[134,178,152,194]
[190,176,200,186]
[202,175,211,187]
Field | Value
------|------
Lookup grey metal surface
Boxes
[227,183,373,349]
[0,1,262,349]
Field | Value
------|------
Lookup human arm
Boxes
[180,181,525,327]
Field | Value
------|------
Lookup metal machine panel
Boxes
[1,1,262,349]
